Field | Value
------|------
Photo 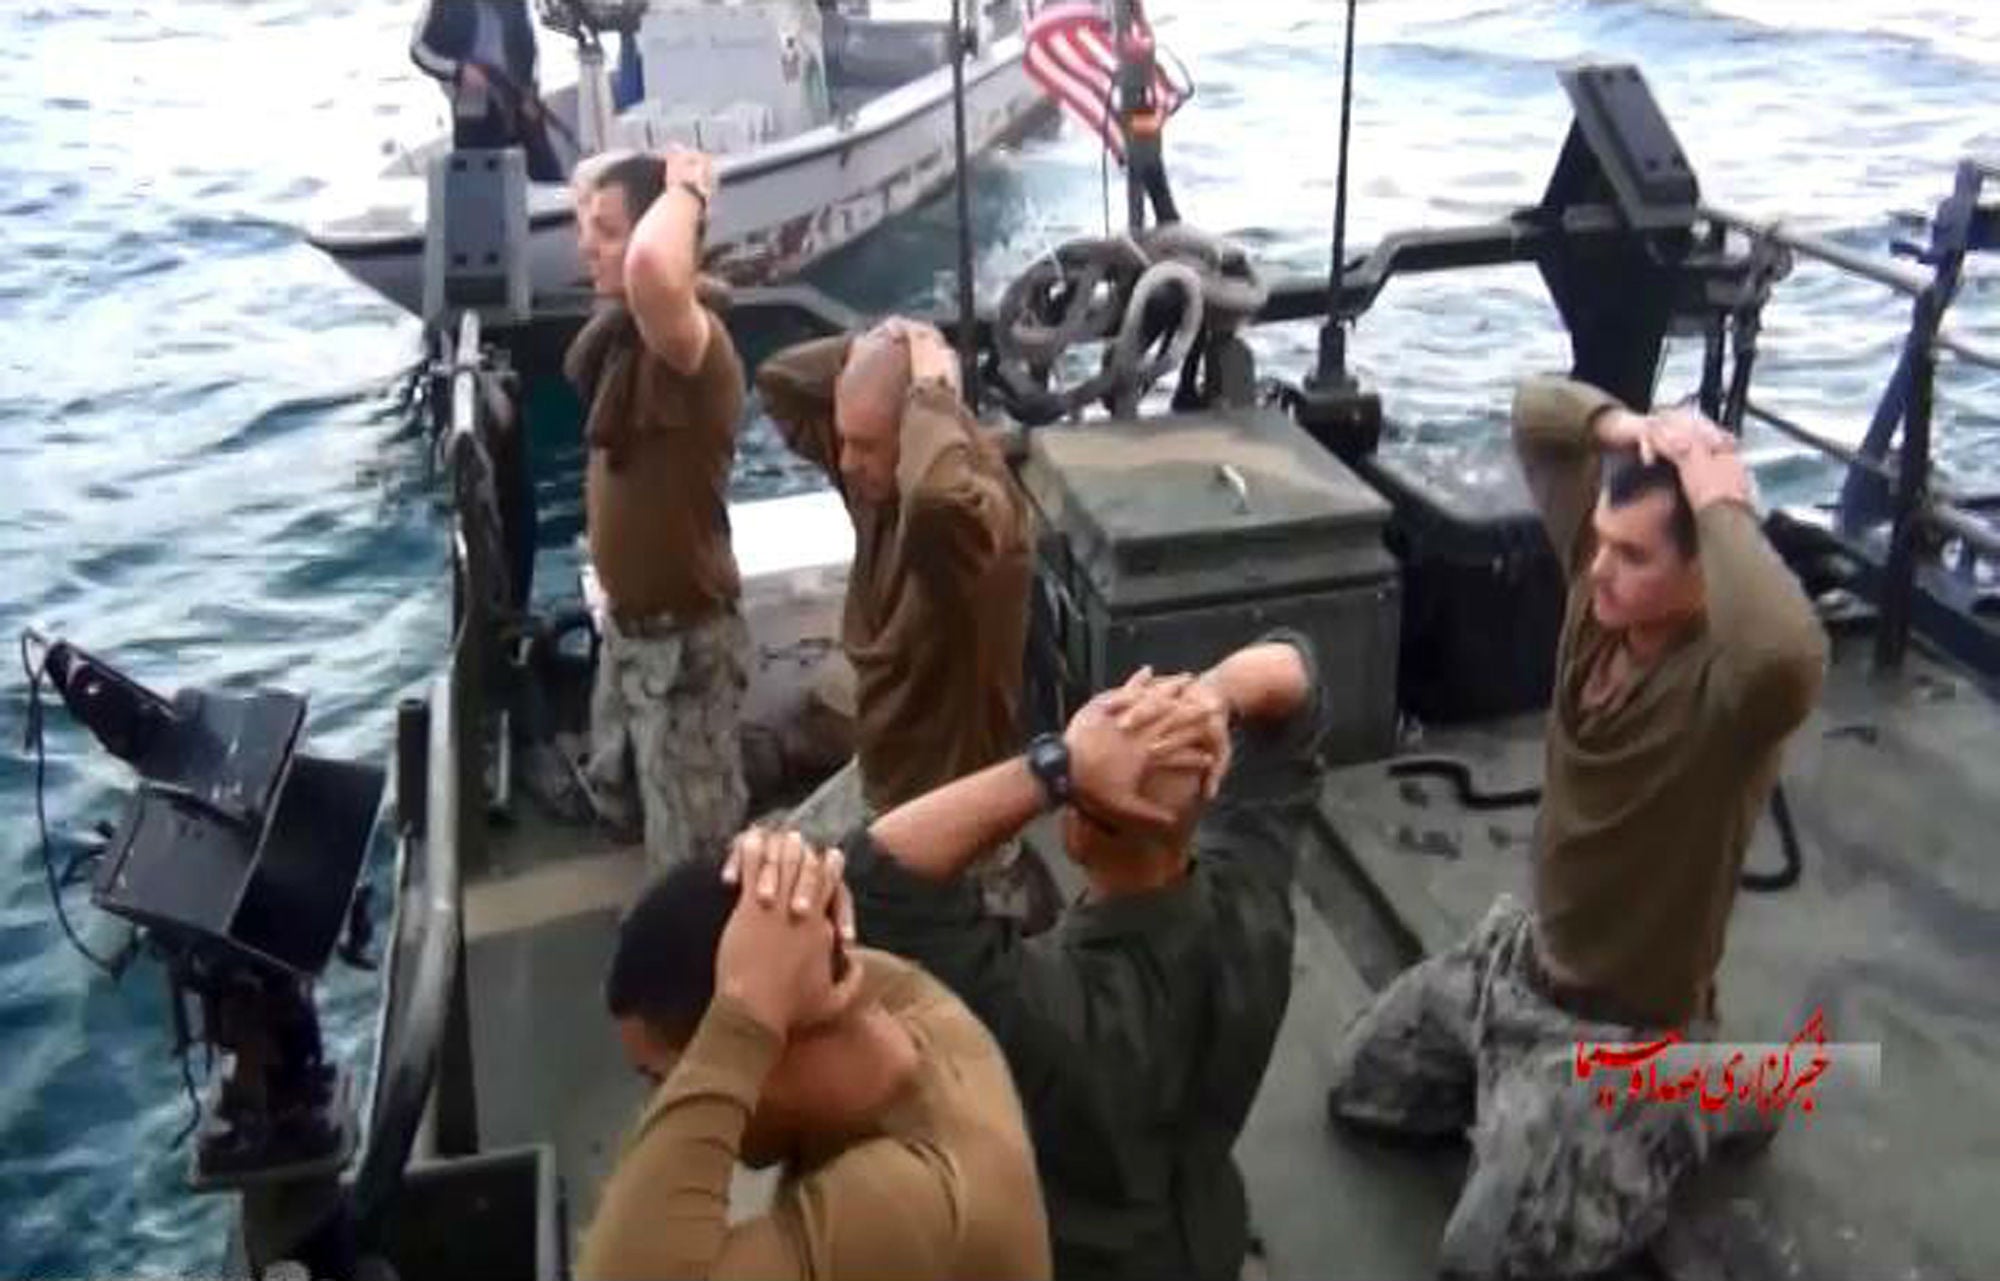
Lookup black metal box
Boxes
[1019,407,1401,765]
[1352,436,1568,724]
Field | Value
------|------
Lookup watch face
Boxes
[1030,735,1069,800]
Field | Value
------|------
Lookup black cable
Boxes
[1387,755,1542,811]
[21,633,209,1150]
[1388,752,1805,892]
[172,1032,203,1149]
[19,634,130,977]
[1741,783,1804,892]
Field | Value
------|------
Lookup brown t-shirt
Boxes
[568,304,745,625]
[577,950,1053,1281]
[1512,377,1829,1027]
[756,337,1034,811]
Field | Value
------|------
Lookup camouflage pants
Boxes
[1327,895,1737,1280]
[787,758,1030,914]
[587,608,749,872]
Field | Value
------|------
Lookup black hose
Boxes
[1387,755,1542,811]
[1740,783,1804,892]
[19,632,132,976]
[1387,754,1804,892]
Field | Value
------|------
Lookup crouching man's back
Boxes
[837,637,1329,1279]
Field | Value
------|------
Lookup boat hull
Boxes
[308,37,1049,318]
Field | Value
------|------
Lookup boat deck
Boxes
[456,626,1998,1278]
[1244,629,1999,1281]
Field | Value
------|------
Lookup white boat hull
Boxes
[308,34,1047,318]
[582,489,856,621]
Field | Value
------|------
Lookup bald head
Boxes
[832,333,913,504]
[838,334,911,431]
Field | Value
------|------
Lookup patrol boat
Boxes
[21,1,2000,1278]
[307,0,1056,318]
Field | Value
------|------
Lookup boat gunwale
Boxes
[305,33,1032,257]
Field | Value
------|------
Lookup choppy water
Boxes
[3,1,1997,1274]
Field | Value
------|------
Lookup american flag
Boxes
[1023,1,1190,162]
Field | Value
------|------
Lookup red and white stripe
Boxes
[1024,2,1188,161]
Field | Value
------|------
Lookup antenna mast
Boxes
[1295,0,1381,458]
[948,0,979,408]
[1318,0,1359,386]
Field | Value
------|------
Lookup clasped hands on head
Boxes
[1609,401,1756,512]
[712,672,1224,928]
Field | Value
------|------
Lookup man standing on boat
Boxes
[565,147,751,871]
[755,321,1046,921]
[409,0,564,181]
[1325,380,1830,1279]
[825,638,1327,1281]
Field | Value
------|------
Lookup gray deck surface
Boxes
[1300,631,1999,1281]
[462,821,644,1250]
[456,627,1997,1279]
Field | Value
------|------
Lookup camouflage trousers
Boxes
[1327,895,1751,1280]
[787,758,1033,918]
[586,607,749,872]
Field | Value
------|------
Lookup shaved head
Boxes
[833,334,913,503]
[837,334,912,434]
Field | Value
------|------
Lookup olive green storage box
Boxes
[1018,406,1401,765]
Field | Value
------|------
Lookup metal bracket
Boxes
[1549,63,1700,234]
[422,149,532,328]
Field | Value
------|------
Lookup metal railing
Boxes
[435,309,495,1158]
[1701,158,1999,674]
[697,182,2000,681]
[1703,202,2000,371]
[358,306,496,1195]
[352,526,482,1234]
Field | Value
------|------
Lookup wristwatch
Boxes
[1024,732,1073,810]
[672,180,710,240]
[671,179,710,212]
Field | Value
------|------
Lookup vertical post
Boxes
[1700,315,1727,421]
[949,0,979,409]
[1313,0,1360,388]
[1721,303,1761,432]
[1112,0,1147,234]
[435,631,482,1156]
[1874,294,1938,674]
[1841,160,1975,533]
[575,39,611,159]
[1698,224,1728,422]
[396,698,429,839]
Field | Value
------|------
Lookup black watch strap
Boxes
[1025,732,1073,809]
